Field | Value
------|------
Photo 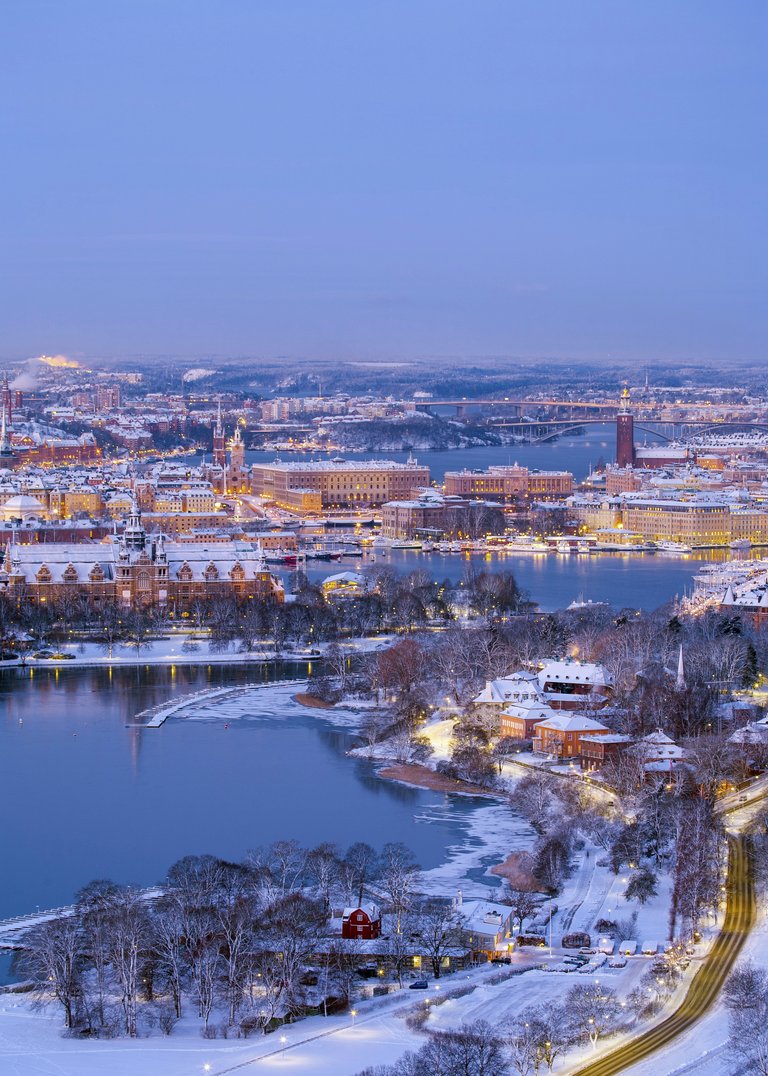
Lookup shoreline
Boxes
[294,692,335,710]
[376,761,505,799]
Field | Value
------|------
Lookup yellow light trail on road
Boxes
[570,834,754,1076]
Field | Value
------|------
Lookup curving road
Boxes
[570,834,755,1076]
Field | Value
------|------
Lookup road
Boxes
[569,833,755,1076]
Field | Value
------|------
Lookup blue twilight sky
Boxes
[0,1,765,363]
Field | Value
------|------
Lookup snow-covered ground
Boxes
[619,907,768,1076]
[15,633,395,670]
[0,835,692,1076]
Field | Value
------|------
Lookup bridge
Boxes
[477,417,768,445]
[415,398,620,418]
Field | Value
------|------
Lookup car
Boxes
[50,652,76,660]
[32,650,55,659]
[409,980,429,990]
[739,794,748,803]
[578,947,596,955]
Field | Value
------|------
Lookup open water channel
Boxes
[0,664,516,930]
[0,426,736,956]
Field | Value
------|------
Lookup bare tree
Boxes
[379,842,420,934]
[106,888,150,1037]
[504,887,538,934]
[17,917,84,1030]
[305,843,341,910]
[77,879,126,1028]
[344,842,379,906]
[150,896,186,1019]
[566,981,622,1048]
[415,899,465,978]
[509,1002,570,1074]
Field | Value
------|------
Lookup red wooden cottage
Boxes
[341,903,382,940]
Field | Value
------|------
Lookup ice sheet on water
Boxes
[418,801,537,898]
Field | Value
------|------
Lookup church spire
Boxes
[676,644,686,691]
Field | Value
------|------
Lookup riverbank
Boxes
[376,761,505,799]
[1,634,394,672]
[489,850,543,891]
[294,692,335,709]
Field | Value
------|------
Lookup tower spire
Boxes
[676,644,686,691]
[0,398,13,460]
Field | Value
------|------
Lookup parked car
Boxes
[409,980,429,990]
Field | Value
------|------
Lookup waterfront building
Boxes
[0,502,283,611]
[443,464,572,502]
[620,498,731,545]
[251,457,430,512]
[380,491,502,540]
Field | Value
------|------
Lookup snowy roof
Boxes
[3,494,44,509]
[459,899,513,937]
[538,659,613,688]
[580,733,632,745]
[634,729,685,762]
[342,903,380,921]
[533,714,611,733]
[322,572,363,586]
[501,702,558,723]
[473,672,543,705]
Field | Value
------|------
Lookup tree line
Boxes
[15,839,474,1041]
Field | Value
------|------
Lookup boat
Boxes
[421,541,435,553]
[567,597,609,611]
[391,539,422,549]
[507,538,549,554]
[654,540,692,554]
[730,538,752,551]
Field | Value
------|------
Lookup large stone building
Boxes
[250,457,430,512]
[0,503,284,612]
[380,492,503,540]
[443,465,573,503]
[570,493,768,547]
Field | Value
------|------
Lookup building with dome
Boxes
[1,494,46,522]
[0,502,284,612]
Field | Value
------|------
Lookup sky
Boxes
[0,1,765,363]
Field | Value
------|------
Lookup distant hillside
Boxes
[326,413,502,451]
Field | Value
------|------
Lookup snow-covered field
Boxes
[0,833,700,1076]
